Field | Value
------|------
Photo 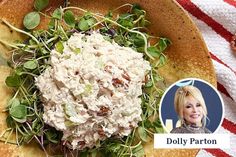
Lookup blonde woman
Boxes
[170,85,212,133]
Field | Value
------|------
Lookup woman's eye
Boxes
[196,103,201,107]
[185,105,191,109]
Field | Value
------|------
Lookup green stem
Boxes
[39,11,51,18]
[0,39,19,49]
[0,138,17,145]
[5,128,13,144]
[0,128,12,138]
[15,124,28,136]
[112,3,133,12]
[133,15,144,24]
[45,36,58,44]
[58,25,68,40]
[2,20,40,44]
[36,55,50,61]
[19,86,31,105]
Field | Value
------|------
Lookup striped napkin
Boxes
[176,0,236,156]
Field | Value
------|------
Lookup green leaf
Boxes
[52,8,62,20]
[23,12,40,30]
[80,151,89,157]
[159,55,166,65]
[155,127,164,133]
[34,0,49,11]
[23,60,38,70]
[8,98,20,108]
[118,19,134,29]
[117,13,134,29]
[145,79,153,88]
[86,18,96,26]
[114,35,125,46]
[78,18,89,31]
[132,143,145,157]
[155,120,162,127]
[6,115,16,128]
[138,126,148,142]
[40,47,49,55]
[132,4,145,17]
[15,67,24,76]
[48,19,55,29]
[106,142,121,153]
[158,38,171,52]
[31,119,43,135]
[147,46,160,57]
[64,120,77,127]
[55,41,64,53]
[45,128,61,143]
[10,105,27,121]
[133,35,145,47]
[144,119,152,129]
[73,48,81,54]
[84,84,92,94]
[5,74,21,87]
[64,10,75,27]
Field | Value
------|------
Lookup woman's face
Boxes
[183,96,204,126]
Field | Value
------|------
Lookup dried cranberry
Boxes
[97,106,110,116]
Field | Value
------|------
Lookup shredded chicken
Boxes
[35,32,151,150]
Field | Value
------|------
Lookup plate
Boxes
[0,0,216,156]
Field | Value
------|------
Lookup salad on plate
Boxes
[0,0,171,156]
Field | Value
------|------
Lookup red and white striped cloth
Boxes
[176,0,236,156]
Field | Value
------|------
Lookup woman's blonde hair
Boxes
[174,85,208,126]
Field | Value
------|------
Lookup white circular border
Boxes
[159,78,225,134]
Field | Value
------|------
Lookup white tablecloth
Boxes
[177,0,236,156]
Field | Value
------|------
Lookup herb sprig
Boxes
[0,1,171,156]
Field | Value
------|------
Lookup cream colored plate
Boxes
[0,0,216,156]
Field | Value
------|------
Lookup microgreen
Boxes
[64,10,76,27]
[158,38,171,52]
[77,18,89,31]
[45,128,62,143]
[34,0,49,11]
[73,48,81,54]
[5,74,21,87]
[23,12,40,30]
[8,98,20,108]
[147,46,160,57]
[77,13,97,31]
[132,143,145,157]
[6,116,16,128]
[144,79,153,88]
[52,8,62,20]
[55,41,64,53]
[23,60,38,70]
[138,126,148,142]
[1,3,170,157]
[10,105,27,123]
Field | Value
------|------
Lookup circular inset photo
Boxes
[159,78,224,134]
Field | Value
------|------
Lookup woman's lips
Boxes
[190,114,200,118]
